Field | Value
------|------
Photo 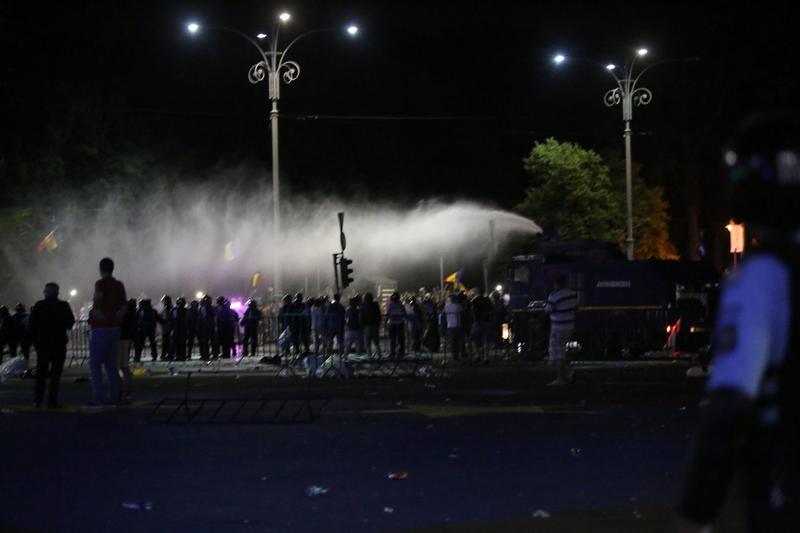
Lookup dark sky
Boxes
[2,1,798,251]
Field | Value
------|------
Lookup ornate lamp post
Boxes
[554,48,654,260]
[187,15,359,293]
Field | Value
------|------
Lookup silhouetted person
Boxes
[471,288,494,361]
[407,298,424,354]
[134,299,158,362]
[325,294,345,355]
[292,293,309,355]
[240,299,261,357]
[198,295,216,361]
[444,294,464,361]
[88,257,126,406]
[216,299,236,359]
[170,297,188,361]
[159,295,173,360]
[360,293,382,358]
[187,300,199,359]
[344,297,362,355]
[8,303,32,359]
[422,294,440,353]
[0,305,9,362]
[386,292,406,358]
[310,297,326,355]
[28,283,75,408]
[118,299,136,403]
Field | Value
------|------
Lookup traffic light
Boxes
[340,256,354,289]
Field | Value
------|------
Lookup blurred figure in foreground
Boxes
[677,113,800,531]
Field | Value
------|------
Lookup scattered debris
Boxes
[388,471,408,480]
[569,447,582,457]
[1,408,15,415]
[305,485,329,497]
[532,509,551,518]
[383,507,394,514]
[448,454,458,460]
[121,500,153,511]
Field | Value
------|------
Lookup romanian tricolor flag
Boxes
[223,240,239,262]
[36,230,59,252]
[444,269,468,291]
[444,269,463,284]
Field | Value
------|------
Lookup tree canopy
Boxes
[516,138,677,259]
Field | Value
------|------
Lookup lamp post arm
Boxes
[205,25,272,68]
[633,57,700,88]
[279,28,335,67]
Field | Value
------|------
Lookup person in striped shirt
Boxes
[545,274,577,386]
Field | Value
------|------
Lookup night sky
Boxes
[2,1,798,255]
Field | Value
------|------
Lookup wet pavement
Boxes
[0,360,745,532]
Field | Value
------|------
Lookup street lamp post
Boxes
[603,48,652,261]
[553,48,654,260]
[187,16,358,294]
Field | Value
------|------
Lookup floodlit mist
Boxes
[5,182,540,302]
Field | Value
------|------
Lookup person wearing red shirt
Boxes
[87,257,127,406]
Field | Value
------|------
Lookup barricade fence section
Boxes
[64,312,526,368]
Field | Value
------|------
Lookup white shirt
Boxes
[708,255,791,405]
[546,287,577,331]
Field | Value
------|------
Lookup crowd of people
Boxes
[272,287,507,362]
[0,259,514,407]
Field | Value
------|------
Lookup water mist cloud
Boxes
[5,183,540,302]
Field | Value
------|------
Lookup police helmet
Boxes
[201,294,212,305]
[724,111,800,228]
[15,303,25,313]
[139,298,151,307]
[216,295,226,305]
[283,294,292,304]
[190,300,199,308]
[176,297,186,307]
[161,294,172,304]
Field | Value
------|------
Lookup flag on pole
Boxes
[36,230,59,252]
[444,269,463,284]
[444,269,468,291]
[224,240,239,262]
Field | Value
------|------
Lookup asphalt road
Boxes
[0,361,746,532]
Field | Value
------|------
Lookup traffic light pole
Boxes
[332,253,341,293]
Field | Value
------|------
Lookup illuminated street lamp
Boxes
[69,288,78,298]
[553,47,661,260]
[185,15,359,294]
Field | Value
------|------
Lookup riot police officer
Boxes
[677,112,800,531]
[240,299,261,357]
[134,298,159,362]
[187,300,199,359]
[159,295,174,360]
[169,297,188,361]
[216,298,236,359]
[198,295,216,361]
